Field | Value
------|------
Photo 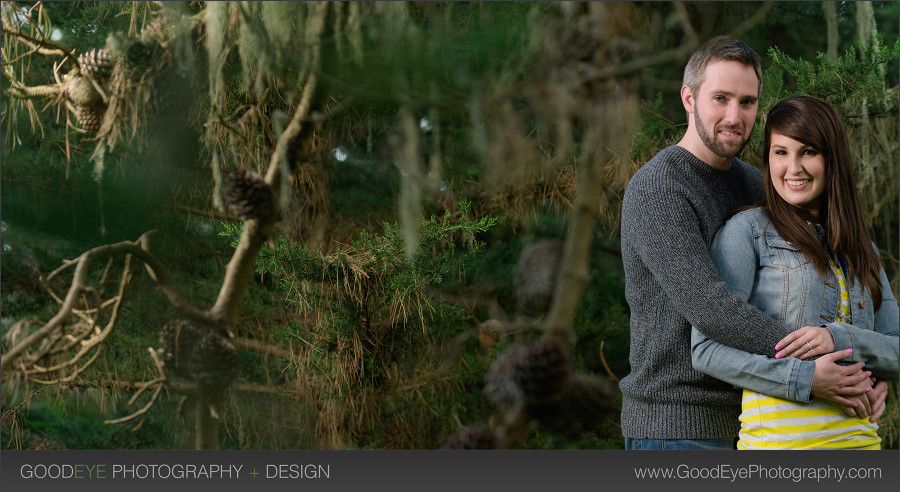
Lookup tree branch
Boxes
[209,1,329,326]
[0,233,208,372]
[65,379,304,398]
[585,2,774,82]
[233,337,302,359]
[1,16,79,66]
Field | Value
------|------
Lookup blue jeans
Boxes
[625,438,736,450]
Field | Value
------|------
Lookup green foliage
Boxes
[223,200,496,333]
[630,92,680,162]
[767,36,899,110]
[1,388,187,450]
[219,201,498,448]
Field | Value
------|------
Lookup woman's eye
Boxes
[773,149,787,155]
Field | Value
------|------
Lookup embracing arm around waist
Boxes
[691,327,815,401]
[623,184,790,356]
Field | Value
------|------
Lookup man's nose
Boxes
[723,102,742,125]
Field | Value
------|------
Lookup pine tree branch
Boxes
[0,232,208,373]
[585,2,774,82]
[209,1,329,326]
[1,15,79,66]
[67,379,303,397]
[232,337,302,359]
[200,0,330,450]
[3,80,63,100]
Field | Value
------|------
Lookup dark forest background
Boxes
[1,1,898,450]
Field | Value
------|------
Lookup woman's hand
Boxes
[775,326,835,359]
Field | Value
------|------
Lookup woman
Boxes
[691,95,899,450]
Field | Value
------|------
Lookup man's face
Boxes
[690,60,759,160]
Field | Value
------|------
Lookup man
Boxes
[618,36,881,450]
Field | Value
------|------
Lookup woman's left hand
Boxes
[775,326,835,360]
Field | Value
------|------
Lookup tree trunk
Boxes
[822,2,838,63]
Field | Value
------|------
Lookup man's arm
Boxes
[690,214,871,406]
[622,183,789,356]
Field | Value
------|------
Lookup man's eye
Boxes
[713,96,725,102]
[741,99,754,106]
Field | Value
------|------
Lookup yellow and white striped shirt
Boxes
[831,260,852,323]
[737,260,879,450]
[737,392,879,449]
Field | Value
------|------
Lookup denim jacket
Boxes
[691,207,900,403]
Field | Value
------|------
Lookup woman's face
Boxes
[768,132,826,218]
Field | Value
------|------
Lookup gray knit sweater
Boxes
[619,145,794,439]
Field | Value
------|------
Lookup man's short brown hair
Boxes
[683,36,762,97]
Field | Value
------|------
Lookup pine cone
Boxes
[78,48,116,81]
[441,425,498,450]
[484,344,527,413]
[534,373,615,436]
[514,338,572,404]
[515,239,563,316]
[139,17,167,40]
[565,373,615,428]
[66,74,102,107]
[478,320,504,348]
[158,320,202,378]
[74,104,106,133]
[484,338,572,414]
[224,170,275,221]
[189,330,241,391]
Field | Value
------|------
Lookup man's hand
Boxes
[864,379,888,423]
[810,349,872,409]
[775,326,835,359]
[839,394,872,419]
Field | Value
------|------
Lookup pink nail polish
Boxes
[775,344,781,350]
[867,371,872,376]
[852,403,858,407]
[866,388,872,392]
[775,353,782,359]
[846,349,853,353]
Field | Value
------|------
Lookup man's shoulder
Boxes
[636,146,682,172]
[627,146,685,188]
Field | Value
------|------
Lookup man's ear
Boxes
[681,85,695,115]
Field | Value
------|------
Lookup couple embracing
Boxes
[620,36,899,450]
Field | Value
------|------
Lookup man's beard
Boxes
[694,109,749,159]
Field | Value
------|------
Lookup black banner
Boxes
[1,449,898,492]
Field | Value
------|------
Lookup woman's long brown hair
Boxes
[762,95,883,310]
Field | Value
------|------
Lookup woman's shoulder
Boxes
[724,206,772,230]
